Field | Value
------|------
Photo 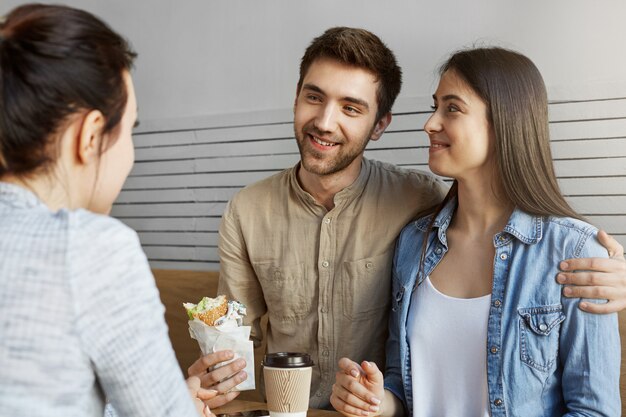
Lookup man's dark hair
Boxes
[298,27,402,121]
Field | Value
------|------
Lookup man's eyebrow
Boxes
[344,96,369,110]
[432,93,468,105]
[303,83,370,110]
[302,83,325,95]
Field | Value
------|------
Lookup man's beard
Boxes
[294,124,372,176]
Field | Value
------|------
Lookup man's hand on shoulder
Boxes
[557,230,626,314]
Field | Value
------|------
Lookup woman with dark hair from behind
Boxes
[330,47,620,416]
[0,4,215,416]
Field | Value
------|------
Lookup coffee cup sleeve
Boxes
[188,318,256,391]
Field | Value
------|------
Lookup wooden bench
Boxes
[154,269,626,413]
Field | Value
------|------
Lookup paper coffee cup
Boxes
[263,353,315,417]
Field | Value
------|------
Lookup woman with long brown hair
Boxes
[330,47,620,416]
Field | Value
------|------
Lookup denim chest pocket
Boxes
[341,250,392,320]
[253,261,312,321]
[518,305,565,372]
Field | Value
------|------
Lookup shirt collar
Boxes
[416,196,543,246]
[289,157,371,210]
[0,182,45,209]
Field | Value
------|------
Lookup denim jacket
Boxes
[384,198,621,416]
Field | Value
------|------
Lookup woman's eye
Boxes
[447,105,459,112]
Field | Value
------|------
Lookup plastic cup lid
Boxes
[262,352,314,368]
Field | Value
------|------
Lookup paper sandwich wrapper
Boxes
[188,318,255,391]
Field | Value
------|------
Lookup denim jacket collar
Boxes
[414,197,544,248]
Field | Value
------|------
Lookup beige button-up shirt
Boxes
[218,158,447,408]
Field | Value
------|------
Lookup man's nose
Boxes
[314,103,339,133]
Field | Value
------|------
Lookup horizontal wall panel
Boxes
[568,196,626,215]
[118,217,222,232]
[130,154,299,177]
[116,187,241,204]
[135,138,298,162]
[143,246,219,262]
[559,177,626,196]
[148,260,219,271]
[138,232,219,246]
[133,130,196,149]
[112,202,227,217]
[364,148,428,165]
[552,138,626,159]
[548,98,626,122]
[555,157,626,177]
[586,216,626,233]
[550,118,626,141]
[123,171,281,189]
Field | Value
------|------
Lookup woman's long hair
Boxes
[418,47,582,280]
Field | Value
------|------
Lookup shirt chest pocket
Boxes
[254,262,313,321]
[518,305,565,373]
[341,250,393,321]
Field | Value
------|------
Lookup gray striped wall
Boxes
[112,96,626,270]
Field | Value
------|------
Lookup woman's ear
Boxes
[77,109,105,165]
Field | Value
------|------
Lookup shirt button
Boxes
[365,262,373,269]
[494,398,503,406]
[493,300,502,308]
[500,253,508,260]
[322,261,329,268]
[321,306,328,313]
[539,323,548,331]
[498,235,506,241]
[322,350,329,357]
[490,346,499,354]
[324,218,331,224]
[316,392,322,397]
[435,248,443,254]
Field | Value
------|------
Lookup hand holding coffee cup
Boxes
[262,353,315,417]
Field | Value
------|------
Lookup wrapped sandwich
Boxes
[184,295,255,391]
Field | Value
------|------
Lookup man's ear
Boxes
[77,110,105,165]
[371,112,392,141]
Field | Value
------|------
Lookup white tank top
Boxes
[407,276,491,417]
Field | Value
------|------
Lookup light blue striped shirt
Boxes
[0,182,198,417]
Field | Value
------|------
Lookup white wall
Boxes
[4,0,626,120]
[3,1,625,269]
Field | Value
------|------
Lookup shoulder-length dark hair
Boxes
[0,3,137,177]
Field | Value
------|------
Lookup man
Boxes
[195,27,626,409]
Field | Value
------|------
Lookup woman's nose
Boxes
[424,111,442,134]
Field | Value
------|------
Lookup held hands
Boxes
[557,230,626,313]
[331,358,384,417]
[186,376,218,417]
[187,350,247,408]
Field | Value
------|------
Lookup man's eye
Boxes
[307,95,321,102]
[447,105,459,112]
[345,106,359,114]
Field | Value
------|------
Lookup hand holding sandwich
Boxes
[188,350,248,408]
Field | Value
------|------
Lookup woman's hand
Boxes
[187,350,247,408]
[331,358,384,417]
[186,376,218,417]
